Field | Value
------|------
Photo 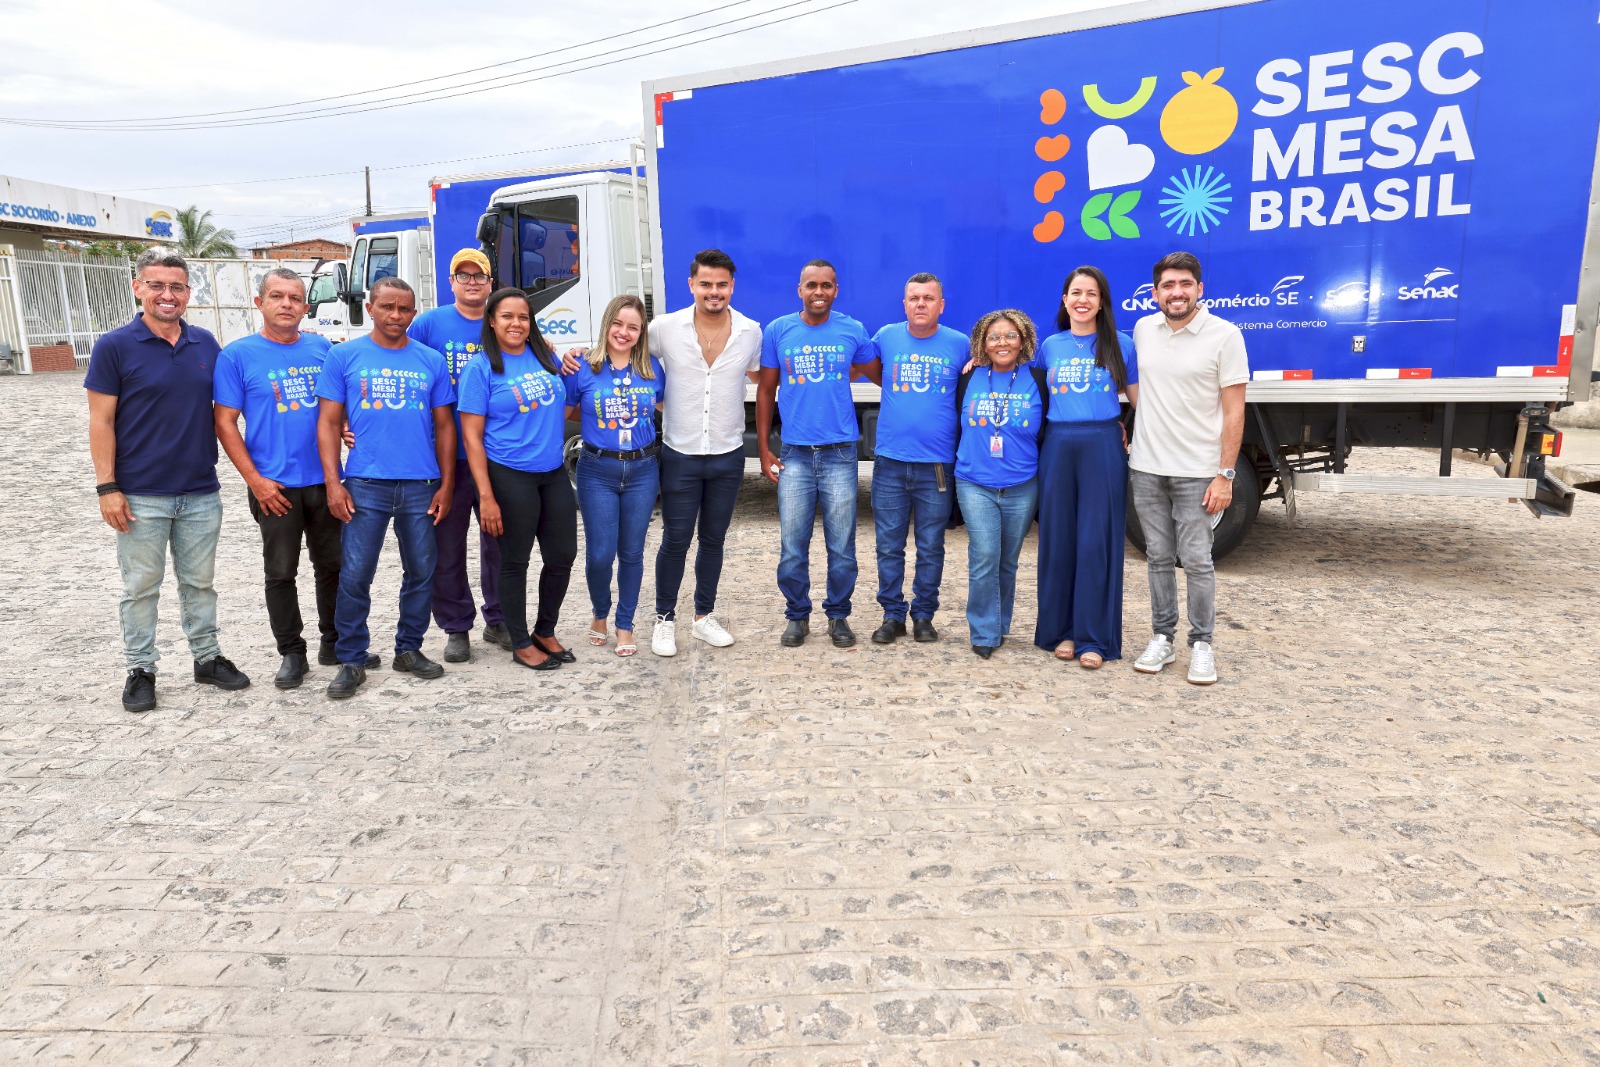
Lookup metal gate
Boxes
[15,249,136,368]
[0,252,26,371]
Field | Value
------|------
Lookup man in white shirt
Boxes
[1127,251,1249,686]
[648,249,763,657]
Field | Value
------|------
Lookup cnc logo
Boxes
[1122,283,1157,312]
[1397,267,1459,302]
[145,210,174,239]
[536,307,580,336]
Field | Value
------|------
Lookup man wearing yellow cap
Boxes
[407,248,510,663]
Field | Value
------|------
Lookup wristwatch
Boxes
[1218,468,1236,480]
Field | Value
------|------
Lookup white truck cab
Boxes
[476,172,651,351]
[330,213,435,342]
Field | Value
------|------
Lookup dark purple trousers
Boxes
[431,457,504,633]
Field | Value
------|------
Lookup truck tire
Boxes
[1124,462,1262,563]
[563,434,583,486]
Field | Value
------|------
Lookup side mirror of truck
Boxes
[476,211,498,245]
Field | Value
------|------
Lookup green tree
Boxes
[174,206,239,258]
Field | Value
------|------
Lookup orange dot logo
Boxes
[1160,68,1238,155]
[1033,213,1065,243]
[1035,135,1071,162]
[1039,89,1067,125]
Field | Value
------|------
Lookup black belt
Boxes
[582,442,660,461]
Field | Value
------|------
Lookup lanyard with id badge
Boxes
[986,366,1020,461]
[609,362,640,451]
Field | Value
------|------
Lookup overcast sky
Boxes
[1,0,1144,248]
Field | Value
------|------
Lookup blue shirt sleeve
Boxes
[406,313,431,348]
[213,348,245,408]
[650,357,666,401]
[314,347,348,404]
[760,323,780,369]
[428,352,457,408]
[850,321,877,364]
[83,334,123,395]
[1122,332,1138,386]
[564,366,583,406]
[457,357,490,416]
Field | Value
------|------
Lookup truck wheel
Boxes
[563,434,583,486]
[1124,463,1261,563]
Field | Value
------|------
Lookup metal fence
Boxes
[15,249,136,367]
[0,253,25,371]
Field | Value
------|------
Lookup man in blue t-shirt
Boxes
[856,272,967,645]
[216,267,374,690]
[756,260,877,648]
[315,277,457,700]
[85,248,251,715]
[406,248,508,663]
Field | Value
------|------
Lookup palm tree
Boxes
[175,206,239,258]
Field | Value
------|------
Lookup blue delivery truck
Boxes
[476,0,1600,556]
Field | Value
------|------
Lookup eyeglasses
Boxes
[140,282,190,294]
[453,272,490,285]
[985,331,1020,343]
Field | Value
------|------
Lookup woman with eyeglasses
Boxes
[1033,266,1138,670]
[457,288,577,671]
[954,310,1049,659]
[563,295,666,657]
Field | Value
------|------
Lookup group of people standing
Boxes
[85,242,1246,713]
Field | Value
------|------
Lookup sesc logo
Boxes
[536,307,581,336]
[1322,280,1373,310]
[1397,267,1458,302]
[145,210,174,239]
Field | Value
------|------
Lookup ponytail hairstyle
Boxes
[481,287,557,375]
[1057,265,1128,392]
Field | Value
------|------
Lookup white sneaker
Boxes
[651,614,678,658]
[1133,635,1176,674]
[1187,641,1217,685]
[691,613,735,647]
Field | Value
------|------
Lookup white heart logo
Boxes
[1086,125,1156,191]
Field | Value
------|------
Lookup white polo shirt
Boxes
[1128,305,1250,479]
[649,304,763,455]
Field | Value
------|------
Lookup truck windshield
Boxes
[367,237,399,287]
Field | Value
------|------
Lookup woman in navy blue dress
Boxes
[1033,266,1138,669]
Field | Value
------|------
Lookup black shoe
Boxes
[195,655,251,691]
[122,669,156,713]
[481,623,512,650]
[327,665,366,700]
[317,638,339,666]
[781,619,809,647]
[871,617,906,644]
[971,644,995,659]
[274,652,309,690]
[531,635,576,664]
[513,650,562,672]
[913,618,939,643]
[392,650,445,679]
[443,632,471,663]
[828,618,856,648]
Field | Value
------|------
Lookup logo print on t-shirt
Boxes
[267,365,319,413]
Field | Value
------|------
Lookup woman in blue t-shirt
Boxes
[564,295,666,657]
[954,310,1049,659]
[458,288,576,671]
[1033,266,1139,669]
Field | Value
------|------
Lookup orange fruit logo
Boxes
[1159,68,1238,155]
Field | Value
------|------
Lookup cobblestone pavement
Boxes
[3,371,1598,1065]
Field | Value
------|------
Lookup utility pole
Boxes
[364,166,373,217]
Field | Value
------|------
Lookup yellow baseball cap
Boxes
[449,248,492,276]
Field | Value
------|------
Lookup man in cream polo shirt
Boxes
[647,249,764,657]
[1127,251,1249,685]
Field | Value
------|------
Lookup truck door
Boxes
[510,194,591,348]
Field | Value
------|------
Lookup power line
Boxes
[2,0,858,132]
[113,137,632,195]
[18,0,767,127]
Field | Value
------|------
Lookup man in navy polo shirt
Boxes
[316,277,457,700]
[216,267,376,690]
[756,259,877,648]
[407,248,509,664]
[86,247,251,714]
[858,272,967,645]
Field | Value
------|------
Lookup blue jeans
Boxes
[956,477,1039,648]
[335,478,440,665]
[655,445,745,620]
[1130,471,1215,646]
[116,492,223,670]
[575,452,659,632]
[871,457,952,621]
[777,443,859,620]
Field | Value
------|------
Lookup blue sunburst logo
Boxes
[1159,166,1233,237]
